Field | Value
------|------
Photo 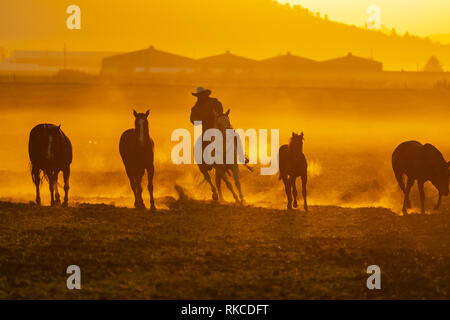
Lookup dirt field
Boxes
[1,197,450,300]
[1,82,450,299]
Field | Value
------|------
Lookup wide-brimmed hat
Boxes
[192,86,212,97]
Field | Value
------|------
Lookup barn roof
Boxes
[198,51,257,68]
[259,52,318,69]
[320,52,382,71]
[102,46,197,69]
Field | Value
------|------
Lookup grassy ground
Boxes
[1,198,450,299]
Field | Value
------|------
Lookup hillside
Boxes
[3,0,450,70]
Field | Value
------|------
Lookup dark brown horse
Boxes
[119,110,156,210]
[279,132,308,211]
[28,124,72,206]
[392,141,449,215]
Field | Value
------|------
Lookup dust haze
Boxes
[1,83,450,212]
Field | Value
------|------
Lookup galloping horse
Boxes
[279,132,308,211]
[212,109,251,204]
[392,141,449,215]
[119,110,156,210]
[28,124,72,206]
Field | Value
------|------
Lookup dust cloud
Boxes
[1,83,449,212]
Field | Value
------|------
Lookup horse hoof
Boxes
[61,201,68,208]
[212,193,219,201]
[135,202,146,210]
[304,206,308,212]
[293,202,298,208]
[240,199,247,206]
[150,205,157,212]
[402,209,408,216]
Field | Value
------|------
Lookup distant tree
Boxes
[324,14,328,21]
[424,56,444,72]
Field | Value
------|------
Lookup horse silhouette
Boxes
[28,124,72,206]
[211,109,251,204]
[392,141,450,215]
[279,132,308,211]
[119,110,156,210]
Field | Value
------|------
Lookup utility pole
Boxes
[63,42,67,70]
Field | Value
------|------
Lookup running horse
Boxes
[28,124,72,206]
[279,132,308,211]
[119,110,156,211]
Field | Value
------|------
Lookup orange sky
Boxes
[1,0,449,61]
[277,0,450,36]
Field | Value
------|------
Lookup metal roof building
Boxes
[101,46,197,74]
[319,52,382,73]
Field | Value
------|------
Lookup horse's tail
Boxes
[244,164,254,172]
[392,154,405,192]
[242,155,254,172]
[30,163,47,186]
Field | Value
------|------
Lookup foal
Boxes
[279,132,308,211]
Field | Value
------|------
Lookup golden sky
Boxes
[1,0,449,66]
[277,0,449,36]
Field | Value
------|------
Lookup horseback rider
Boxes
[190,87,224,169]
[190,87,223,131]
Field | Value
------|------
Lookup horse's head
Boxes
[214,109,231,132]
[289,132,304,153]
[133,110,150,144]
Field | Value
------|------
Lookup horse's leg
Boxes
[403,177,414,215]
[53,170,61,206]
[199,165,218,201]
[301,174,308,212]
[62,166,70,207]
[125,168,138,207]
[147,164,156,211]
[215,168,224,202]
[222,168,239,203]
[231,165,245,204]
[135,169,145,209]
[435,192,442,210]
[47,171,55,206]
[291,176,298,208]
[282,175,292,210]
[32,166,41,206]
[418,180,426,214]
